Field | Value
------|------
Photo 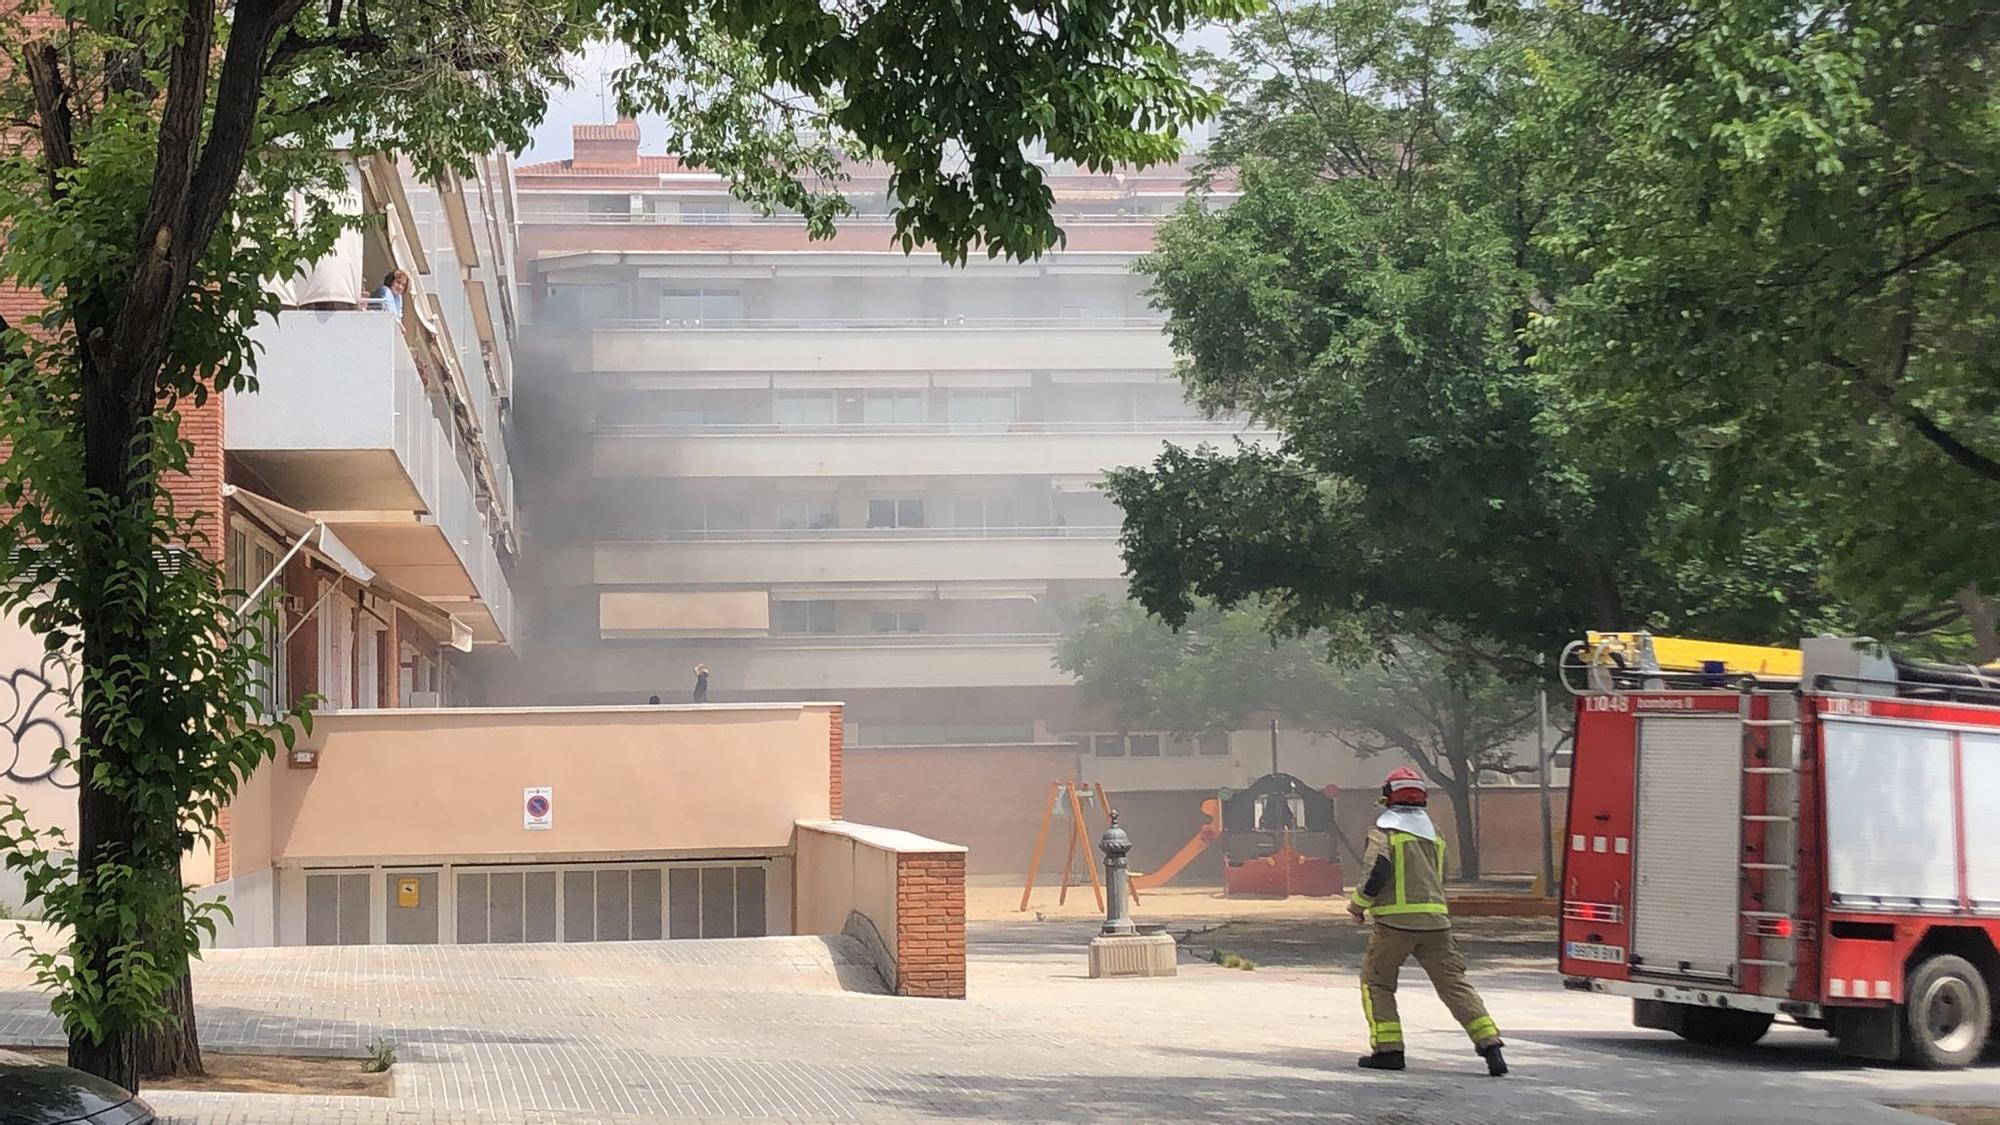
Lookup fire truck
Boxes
[1557,632,2000,1068]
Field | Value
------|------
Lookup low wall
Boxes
[794,820,966,999]
[227,703,843,868]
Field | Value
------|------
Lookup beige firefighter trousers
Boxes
[1360,924,1502,1051]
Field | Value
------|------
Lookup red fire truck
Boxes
[1558,633,2000,1068]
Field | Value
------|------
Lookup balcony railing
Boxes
[588,315,1167,331]
[520,210,1168,227]
[591,420,1263,437]
[758,632,1061,648]
[599,525,1121,543]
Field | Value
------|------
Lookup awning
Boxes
[366,575,475,653]
[225,485,375,583]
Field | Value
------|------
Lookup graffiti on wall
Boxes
[0,655,78,789]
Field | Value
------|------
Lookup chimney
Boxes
[572,116,641,168]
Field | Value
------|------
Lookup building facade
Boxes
[511,121,1258,745]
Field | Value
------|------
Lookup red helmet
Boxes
[1382,766,1427,806]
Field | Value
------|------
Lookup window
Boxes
[870,611,927,634]
[863,390,927,424]
[317,584,355,710]
[1087,732,1184,758]
[776,499,837,530]
[660,288,742,322]
[946,391,1016,426]
[679,202,736,224]
[774,391,837,426]
[697,501,747,531]
[953,498,1018,530]
[224,525,289,716]
[854,722,1036,746]
[867,498,925,529]
[774,600,836,635]
[1199,731,1230,757]
[356,615,384,709]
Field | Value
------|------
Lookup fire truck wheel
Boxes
[1901,954,1992,1070]
[1676,1007,1774,1049]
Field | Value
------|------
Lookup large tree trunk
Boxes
[68,367,154,1092]
[138,963,203,1079]
[1446,775,1481,882]
[1959,585,2000,664]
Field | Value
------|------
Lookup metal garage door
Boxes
[1631,717,1742,981]
[453,864,768,944]
[304,872,370,946]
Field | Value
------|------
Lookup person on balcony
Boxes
[693,664,710,704]
[373,269,410,317]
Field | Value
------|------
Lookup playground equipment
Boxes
[1130,772,1346,898]
[1018,781,1136,913]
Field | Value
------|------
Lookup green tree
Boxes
[1527,0,2000,656]
[0,0,1243,1088]
[1108,0,1848,673]
[1055,597,1535,877]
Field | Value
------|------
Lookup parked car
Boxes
[0,1049,155,1124]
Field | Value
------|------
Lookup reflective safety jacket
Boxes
[1350,825,1451,931]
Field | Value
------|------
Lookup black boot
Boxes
[1478,1043,1509,1077]
[1357,1050,1406,1071]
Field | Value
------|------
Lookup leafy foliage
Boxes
[605,0,1258,261]
[0,0,1244,1086]
[1526,0,2000,646]
[1111,0,1854,673]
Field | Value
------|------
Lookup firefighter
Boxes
[1347,766,1508,1076]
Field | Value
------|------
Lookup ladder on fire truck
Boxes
[1565,632,1805,996]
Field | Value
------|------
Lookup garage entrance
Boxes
[300,860,774,946]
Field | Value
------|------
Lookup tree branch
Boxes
[22,43,76,200]
[183,0,313,261]
[267,28,391,73]
[1851,217,2000,297]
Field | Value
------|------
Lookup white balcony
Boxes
[586,323,1175,376]
[227,310,513,645]
[585,634,1070,694]
[593,530,1124,586]
[592,423,1271,479]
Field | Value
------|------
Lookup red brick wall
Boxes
[166,392,225,559]
[893,850,966,999]
[843,745,1081,875]
[828,705,843,819]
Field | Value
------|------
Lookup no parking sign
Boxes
[523,786,553,831]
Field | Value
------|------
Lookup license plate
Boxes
[1566,942,1626,965]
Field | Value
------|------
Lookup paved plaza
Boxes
[1,918,1995,1123]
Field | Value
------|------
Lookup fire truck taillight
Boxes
[1561,901,1624,924]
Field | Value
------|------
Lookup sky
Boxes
[518,26,1234,165]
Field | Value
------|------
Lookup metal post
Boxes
[1099,812,1135,937]
[1269,718,1280,777]
[1537,688,1555,894]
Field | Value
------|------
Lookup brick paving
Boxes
[1,921,1994,1123]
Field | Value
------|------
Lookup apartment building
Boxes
[510,122,1258,740]
[225,151,523,710]
[507,122,1558,879]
